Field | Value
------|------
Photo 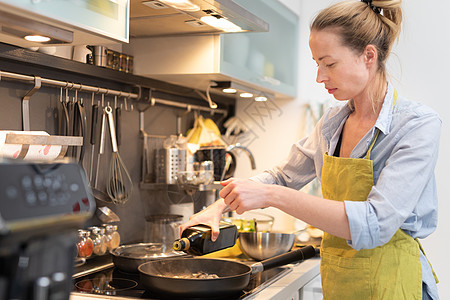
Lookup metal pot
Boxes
[238,232,295,261]
[110,243,186,273]
[138,245,316,298]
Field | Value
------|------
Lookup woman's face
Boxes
[309,29,371,101]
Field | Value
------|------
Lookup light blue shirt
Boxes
[252,83,441,299]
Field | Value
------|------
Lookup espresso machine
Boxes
[0,159,95,300]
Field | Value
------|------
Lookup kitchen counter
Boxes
[247,257,320,300]
[69,257,320,300]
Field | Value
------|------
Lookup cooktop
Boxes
[72,255,292,300]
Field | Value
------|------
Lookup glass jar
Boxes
[77,229,94,258]
[103,224,120,251]
[144,214,182,253]
[88,226,107,256]
[125,55,133,73]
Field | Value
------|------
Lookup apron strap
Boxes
[365,90,398,159]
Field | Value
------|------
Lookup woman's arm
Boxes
[220,178,351,239]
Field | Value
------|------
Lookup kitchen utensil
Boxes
[96,206,120,223]
[238,232,295,261]
[138,245,316,298]
[144,214,183,253]
[115,100,121,147]
[155,147,186,184]
[91,107,112,203]
[94,106,106,189]
[89,95,98,183]
[110,243,186,273]
[105,105,133,204]
[76,98,87,165]
[59,87,69,136]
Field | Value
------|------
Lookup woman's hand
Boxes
[179,198,227,241]
[219,178,271,214]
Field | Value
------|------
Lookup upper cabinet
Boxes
[125,0,299,99]
[0,0,129,46]
[221,0,299,98]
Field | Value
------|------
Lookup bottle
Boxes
[173,222,238,256]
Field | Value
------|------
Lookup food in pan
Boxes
[171,272,219,279]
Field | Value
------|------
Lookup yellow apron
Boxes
[320,91,423,299]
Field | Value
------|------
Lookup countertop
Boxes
[69,257,321,300]
[247,257,320,300]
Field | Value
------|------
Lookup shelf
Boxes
[139,181,223,192]
[0,42,235,107]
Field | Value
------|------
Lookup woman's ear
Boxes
[364,45,378,67]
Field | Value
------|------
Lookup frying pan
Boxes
[138,245,316,298]
[110,243,187,273]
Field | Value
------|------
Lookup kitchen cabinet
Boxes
[300,274,323,300]
[125,0,299,99]
[221,0,299,98]
[0,0,129,45]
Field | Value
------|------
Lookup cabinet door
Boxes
[300,274,323,300]
[220,0,299,98]
[0,0,129,42]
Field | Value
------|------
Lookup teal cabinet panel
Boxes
[221,0,299,97]
[0,0,129,42]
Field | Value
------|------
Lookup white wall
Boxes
[233,0,450,297]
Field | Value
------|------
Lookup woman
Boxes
[180,0,441,298]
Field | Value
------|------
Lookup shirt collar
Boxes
[375,82,395,135]
[321,82,396,143]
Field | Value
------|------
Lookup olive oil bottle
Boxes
[173,222,238,256]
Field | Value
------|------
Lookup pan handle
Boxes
[251,245,316,274]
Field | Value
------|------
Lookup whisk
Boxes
[105,105,133,204]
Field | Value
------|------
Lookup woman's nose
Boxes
[316,68,326,83]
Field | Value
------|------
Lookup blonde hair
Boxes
[311,0,402,109]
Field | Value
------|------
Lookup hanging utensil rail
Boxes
[0,70,228,115]
[149,98,228,115]
[0,70,138,98]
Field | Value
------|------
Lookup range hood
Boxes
[130,0,269,37]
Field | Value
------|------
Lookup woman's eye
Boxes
[326,63,335,68]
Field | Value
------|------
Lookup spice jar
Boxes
[77,229,94,258]
[88,226,107,256]
[103,224,120,250]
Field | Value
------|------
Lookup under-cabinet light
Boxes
[158,0,200,12]
[200,15,242,32]
[255,96,268,102]
[211,81,274,102]
[0,11,73,44]
[24,35,51,42]
[240,92,253,98]
[222,88,237,94]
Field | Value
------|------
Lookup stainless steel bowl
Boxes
[238,232,295,261]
